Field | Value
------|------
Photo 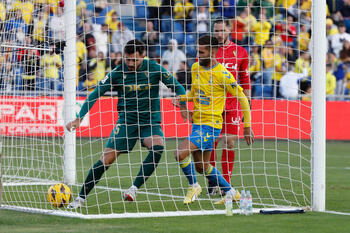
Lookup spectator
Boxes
[231,15,246,45]
[295,51,311,77]
[176,61,191,91]
[83,23,96,53]
[329,52,346,97]
[142,21,159,58]
[280,71,308,100]
[339,40,350,94]
[261,40,274,96]
[298,24,310,51]
[49,6,65,51]
[236,7,256,44]
[339,0,350,31]
[222,0,236,18]
[326,63,336,96]
[339,39,350,64]
[18,36,40,91]
[106,10,120,32]
[329,21,350,57]
[174,0,194,31]
[161,39,186,74]
[326,18,339,38]
[287,45,298,65]
[281,15,297,46]
[272,46,288,98]
[109,51,122,70]
[33,10,49,49]
[0,48,15,93]
[111,22,135,54]
[147,0,160,27]
[40,43,63,92]
[93,23,109,56]
[77,35,87,82]
[76,0,87,35]
[252,12,272,46]
[196,6,208,35]
[12,0,34,26]
[0,2,5,27]
[4,9,27,44]
[249,45,261,79]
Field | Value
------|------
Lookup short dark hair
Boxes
[198,35,219,50]
[213,18,230,27]
[124,39,146,55]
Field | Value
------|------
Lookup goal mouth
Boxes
[0,0,328,218]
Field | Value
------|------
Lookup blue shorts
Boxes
[188,124,221,151]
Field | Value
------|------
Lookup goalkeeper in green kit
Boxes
[66,39,188,209]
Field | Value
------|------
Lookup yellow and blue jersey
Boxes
[180,62,251,129]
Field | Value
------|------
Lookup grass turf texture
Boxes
[1,140,349,232]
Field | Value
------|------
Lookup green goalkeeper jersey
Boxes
[78,59,186,125]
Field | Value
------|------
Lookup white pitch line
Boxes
[94,185,216,202]
[324,210,350,216]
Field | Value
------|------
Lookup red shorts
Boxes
[221,110,242,135]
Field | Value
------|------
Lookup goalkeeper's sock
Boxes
[179,156,197,185]
[205,165,231,193]
[209,140,219,167]
[79,160,110,199]
[133,145,163,189]
[221,149,235,183]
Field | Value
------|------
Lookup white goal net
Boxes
[0,0,325,218]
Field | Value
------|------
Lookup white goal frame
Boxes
[0,0,326,217]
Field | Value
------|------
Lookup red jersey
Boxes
[216,41,250,110]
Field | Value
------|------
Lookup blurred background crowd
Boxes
[0,0,350,99]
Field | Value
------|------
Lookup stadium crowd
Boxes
[0,0,350,99]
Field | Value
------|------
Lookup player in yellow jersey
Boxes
[173,36,254,204]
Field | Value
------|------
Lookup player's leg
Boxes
[68,148,121,209]
[221,133,238,184]
[220,112,240,185]
[175,138,202,204]
[192,150,239,204]
[174,125,203,204]
[124,125,165,201]
[69,123,137,209]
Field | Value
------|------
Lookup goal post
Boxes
[0,0,328,218]
[63,0,77,185]
[311,0,326,212]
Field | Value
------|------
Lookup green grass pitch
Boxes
[0,139,349,232]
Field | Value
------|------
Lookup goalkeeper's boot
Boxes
[214,189,240,205]
[207,181,218,196]
[67,196,85,209]
[183,184,202,204]
[123,185,138,202]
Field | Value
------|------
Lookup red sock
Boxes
[221,149,235,183]
[210,140,219,167]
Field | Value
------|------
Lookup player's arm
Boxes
[222,71,254,145]
[177,65,197,103]
[160,65,192,122]
[238,48,251,101]
[66,73,114,131]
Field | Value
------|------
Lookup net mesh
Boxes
[0,0,328,217]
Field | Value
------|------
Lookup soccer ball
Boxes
[47,183,72,207]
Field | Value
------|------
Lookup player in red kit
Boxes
[208,19,254,195]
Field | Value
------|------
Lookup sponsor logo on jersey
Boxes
[223,63,238,70]
[124,84,150,92]
[101,75,109,84]
[231,116,241,125]
[203,132,210,142]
